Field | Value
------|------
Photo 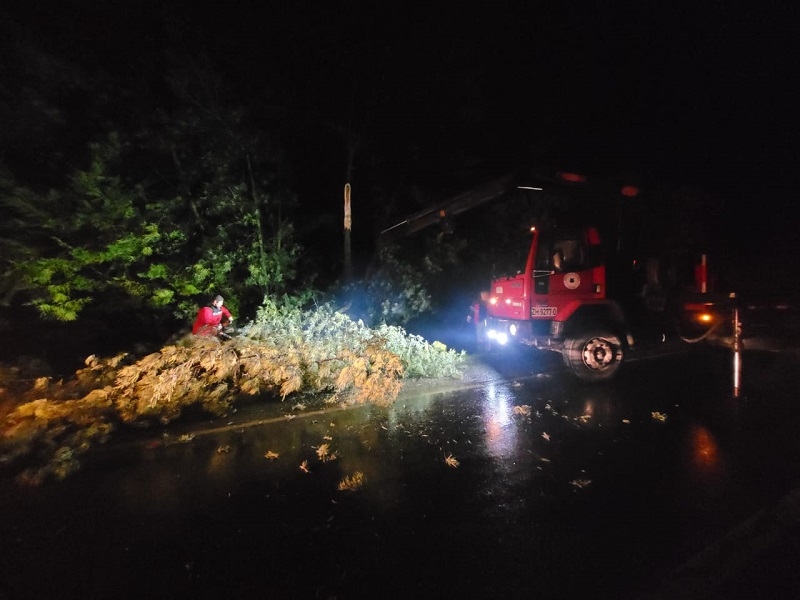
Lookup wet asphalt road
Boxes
[2,345,800,600]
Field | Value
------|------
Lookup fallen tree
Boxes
[0,301,466,485]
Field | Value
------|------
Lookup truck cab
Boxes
[484,225,633,381]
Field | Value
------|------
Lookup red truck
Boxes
[480,223,632,381]
[380,170,724,382]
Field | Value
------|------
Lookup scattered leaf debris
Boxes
[444,454,460,468]
[542,432,551,441]
[315,443,339,463]
[651,412,667,422]
[570,479,592,489]
[263,451,279,460]
[337,471,365,491]
[216,445,231,454]
[161,433,195,446]
[513,405,531,416]
[299,460,310,473]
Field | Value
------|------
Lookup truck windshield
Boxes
[492,232,536,278]
[535,230,587,273]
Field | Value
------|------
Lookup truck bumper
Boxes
[485,317,566,352]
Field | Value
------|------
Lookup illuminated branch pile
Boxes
[0,301,465,485]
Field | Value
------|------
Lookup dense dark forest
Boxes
[1,2,798,371]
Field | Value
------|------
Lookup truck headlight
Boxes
[487,329,509,345]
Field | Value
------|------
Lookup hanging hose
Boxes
[678,320,725,344]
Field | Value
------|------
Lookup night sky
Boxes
[3,1,800,250]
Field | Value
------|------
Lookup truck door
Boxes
[533,229,595,299]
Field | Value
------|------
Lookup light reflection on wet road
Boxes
[2,347,800,599]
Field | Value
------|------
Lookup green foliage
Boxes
[17,139,190,319]
[0,49,313,322]
[374,324,466,379]
[244,296,465,378]
[335,245,433,327]
[0,168,63,306]
[2,81,307,322]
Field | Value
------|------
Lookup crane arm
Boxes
[378,172,518,245]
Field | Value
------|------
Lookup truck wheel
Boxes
[562,330,623,381]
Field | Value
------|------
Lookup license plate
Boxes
[531,306,557,318]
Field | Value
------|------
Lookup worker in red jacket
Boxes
[192,295,234,336]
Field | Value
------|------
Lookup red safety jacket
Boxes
[192,305,233,336]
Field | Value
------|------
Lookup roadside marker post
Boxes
[731,293,741,399]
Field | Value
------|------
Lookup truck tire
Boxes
[562,330,623,381]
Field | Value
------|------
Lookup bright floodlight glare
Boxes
[482,382,516,457]
[487,329,509,344]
